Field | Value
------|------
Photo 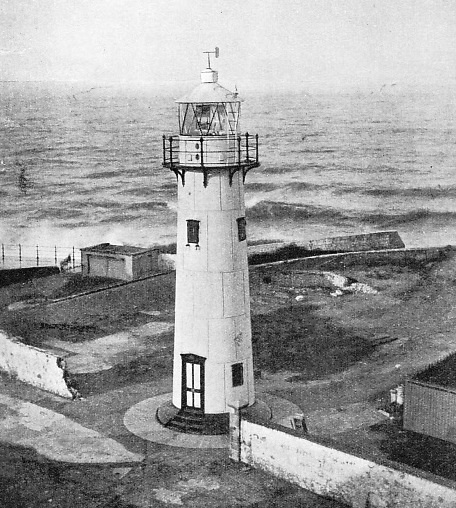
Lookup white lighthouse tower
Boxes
[162,49,260,434]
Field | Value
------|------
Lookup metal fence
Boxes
[0,244,82,271]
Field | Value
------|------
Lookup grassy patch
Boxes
[373,420,456,480]
[252,304,373,378]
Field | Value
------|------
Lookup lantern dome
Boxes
[176,66,242,104]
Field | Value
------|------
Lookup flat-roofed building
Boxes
[80,243,159,281]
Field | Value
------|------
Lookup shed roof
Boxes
[80,243,155,256]
[413,351,456,389]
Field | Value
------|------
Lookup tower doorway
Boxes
[181,354,205,412]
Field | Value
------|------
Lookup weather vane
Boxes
[203,47,219,68]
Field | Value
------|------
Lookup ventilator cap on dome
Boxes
[176,47,242,104]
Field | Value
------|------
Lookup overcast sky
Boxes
[1,0,455,91]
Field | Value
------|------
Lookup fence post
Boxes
[36,245,39,266]
[162,134,166,165]
[54,246,57,266]
[1,244,4,265]
[228,400,248,462]
[72,246,75,269]
[18,244,22,266]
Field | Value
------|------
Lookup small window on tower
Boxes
[187,220,200,245]
[237,217,247,242]
[232,363,244,387]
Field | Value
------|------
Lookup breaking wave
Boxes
[247,201,346,222]
[247,201,456,228]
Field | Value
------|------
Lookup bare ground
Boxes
[2,249,456,503]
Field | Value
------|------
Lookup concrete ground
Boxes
[2,250,456,504]
[0,274,346,507]
[0,372,343,508]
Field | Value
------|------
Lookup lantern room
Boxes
[162,48,259,186]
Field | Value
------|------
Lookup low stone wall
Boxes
[250,247,450,274]
[238,417,456,508]
[247,242,285,256]
[247,231,405,258]
[0,266,60,288]
[0,330,72,398]
[305,230,405,252]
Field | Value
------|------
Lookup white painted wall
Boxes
[173,167,254,414]
[0,330,73,398]
[240,419,456,508]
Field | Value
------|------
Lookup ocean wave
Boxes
[334,185,456,199]
[262,163,326,175]
[244,182,278,192]
[298,148,337,153]
[284,181,324,192]
[363,186,456,199]
[359,209,456,227]
[98,214,139,223]
[125,201,169,211]
[247,200,345,222]
[86,170,119,179]
[116,188,158,197]
[246,200,456,229]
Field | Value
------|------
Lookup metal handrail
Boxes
[162,133,259,169]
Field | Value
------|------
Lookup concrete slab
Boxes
[123,392,302,449]
[0,394,144,464]
[45,321,173,374]
[305,401,390,437]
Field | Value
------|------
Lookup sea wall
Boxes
[0,330,72,398]
[305,230,405,252]
[238,416,456,508]
[247,231,404,258]
[0,266,60,288]
[250,247,450,275]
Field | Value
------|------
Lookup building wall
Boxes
[239,418,456,508]
[0,330,72,398]
[173,168,254,414]
[404,380,456,444]
[81,252,129,280]
[131,250,159,278]
[82,250,161,280]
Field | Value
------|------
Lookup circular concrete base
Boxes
[123,392,302,449]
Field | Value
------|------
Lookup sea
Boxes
[1,81,456,266]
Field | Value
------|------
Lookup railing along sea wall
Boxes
[0,244,81,271]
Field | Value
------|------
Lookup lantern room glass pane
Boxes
[179,103,239,136]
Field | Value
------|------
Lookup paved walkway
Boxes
[306,401,389,437]
[124,391,303,449]
[45,321,173,374]
[0,393,144,464]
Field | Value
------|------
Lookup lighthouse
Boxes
[162,49,260,434]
